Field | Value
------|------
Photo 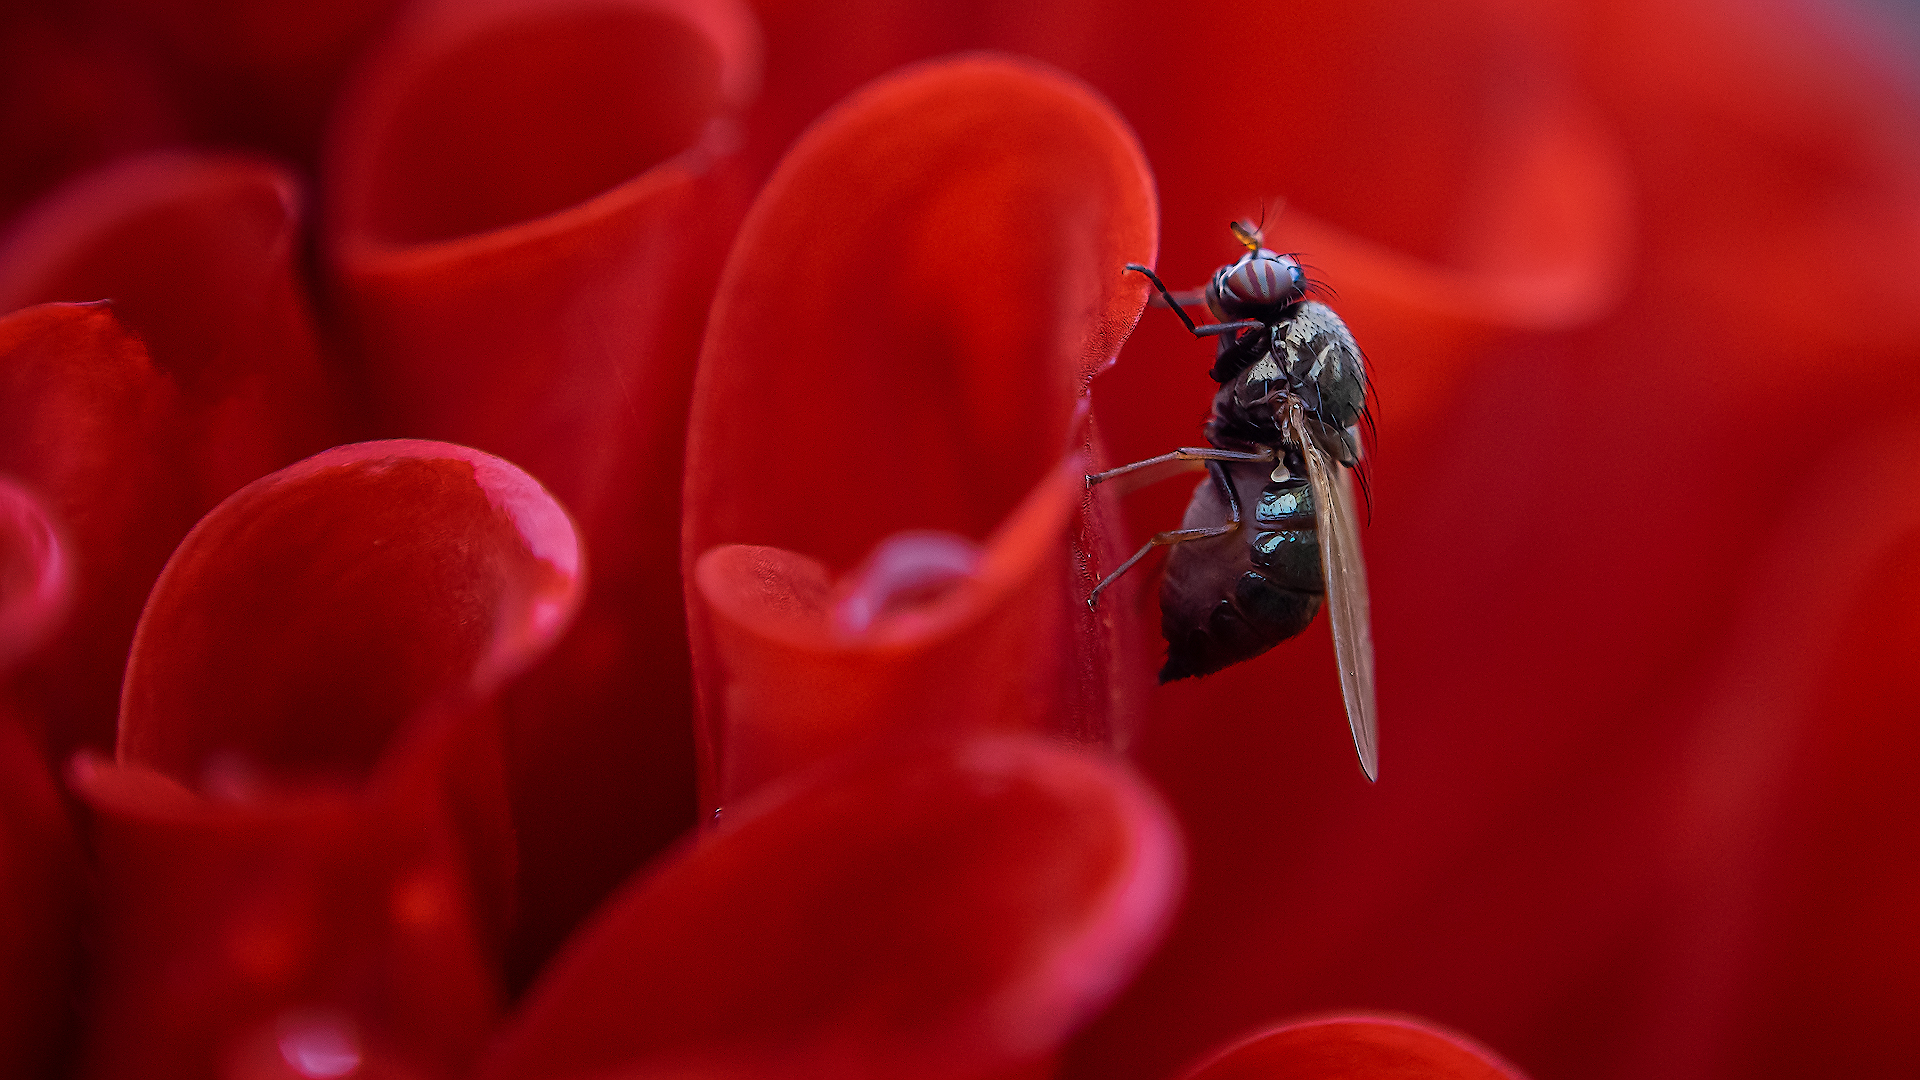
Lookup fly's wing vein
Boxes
[1292,404,1378,781]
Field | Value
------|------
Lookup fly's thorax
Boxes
[1276,300,1367,429]
[1205,347,1288,444]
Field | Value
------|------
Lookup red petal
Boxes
[477,736,1181,1080]
[0,475,70,671]
[0,716,84,1076]
[1177,1016,1527,1080]
[0,151,344,510]
[70,752,502,1080]
[0,301,191,756]
[684,54,1158,804]
[120,439,583,789]
[323,0,762,978]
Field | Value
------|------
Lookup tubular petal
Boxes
[684,54,1158,806]
[119,439,583,789]
[324,0,762,980]
[0,150,343,511]
[1177,1016,1528,1080]
[694,457,1086,800]
[0,301,191,757]
[476,736,1182,1080]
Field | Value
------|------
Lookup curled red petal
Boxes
[684,54,1158,805]
[0,475,70,672]
[0,301,191,756]
[70,751,502,1080]
[477,736,1182,1080]
[0,150,344,510]
[695,458,1092,799]
[1177,1016,1528,1080]
[119,439,583,790]
[324,0,763,979]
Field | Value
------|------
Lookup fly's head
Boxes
[1205,220,1306,322]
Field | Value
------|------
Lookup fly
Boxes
[1088,221,1378,781]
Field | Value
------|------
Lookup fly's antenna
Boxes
[1229,219,1263,252]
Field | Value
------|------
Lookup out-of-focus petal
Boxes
[71,755,501,1080]
[0,475,70,671]
[87,0,411,167]
[1177,1015,1528,1080]
[0,714,83,1079]
[1582,0,1920,362]
[0,9,181,226]
[0,150,343,511]
[75,439,584,1080]
[324,0,762,982]
[476,735,1182,1080]
[685,54,1158,806]
[0,301,189,757]
[1612,422,1920,1077]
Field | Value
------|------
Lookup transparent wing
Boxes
[1289,403,1378,781]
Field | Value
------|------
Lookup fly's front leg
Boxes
[1125,264,1261,338]
[1089,459,1244,609]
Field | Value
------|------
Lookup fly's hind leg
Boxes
[1086,444,1273,495]
[1089,459,1243,609]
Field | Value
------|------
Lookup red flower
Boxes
[4,0,1919,1078]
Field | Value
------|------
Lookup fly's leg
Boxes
[1089,460,1243,609]
[1086,444,1274,491]
[1125,264,1262,338]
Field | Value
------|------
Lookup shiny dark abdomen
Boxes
[1158,459,1323,682]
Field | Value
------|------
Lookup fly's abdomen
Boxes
[1159,466,1323,682]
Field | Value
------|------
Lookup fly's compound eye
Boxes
[1221,252,1305,307]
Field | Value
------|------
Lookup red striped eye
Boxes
[1222,253,1304,306]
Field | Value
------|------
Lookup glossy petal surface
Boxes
[120,439,582,787]
[479,735,1181,1080]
